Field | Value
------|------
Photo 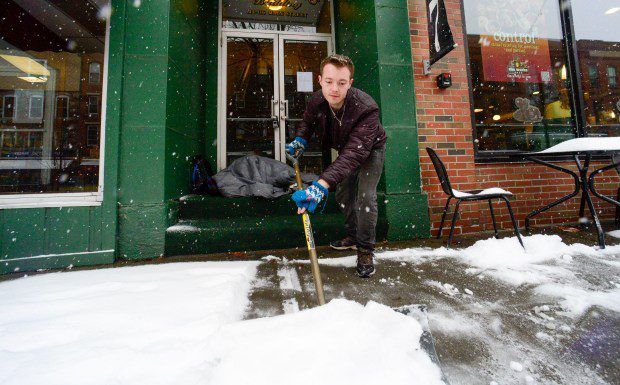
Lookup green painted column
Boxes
[204,0,218,166]
[116,0,206,260]
[336,0,430,240]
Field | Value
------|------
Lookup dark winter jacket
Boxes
[295,87,387,189]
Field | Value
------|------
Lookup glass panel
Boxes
[572,0,620,137]
[464,0,573,153]
[222,0,332,33]
[283,39,328,174]
[56,96,69,118]
[89,62,101,84]
[226,37,275,165]
[88,95,99,115]
[0,0,108,194]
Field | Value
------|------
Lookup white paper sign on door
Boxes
[296,72,314,93]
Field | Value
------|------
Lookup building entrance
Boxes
[219,32,332,173]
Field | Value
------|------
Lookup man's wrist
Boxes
[316,179,330,190]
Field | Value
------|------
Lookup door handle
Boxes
[271,98,279,119]
[280,100,289,120]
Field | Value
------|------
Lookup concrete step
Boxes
[165,214,346,256]
[176,194,342,220]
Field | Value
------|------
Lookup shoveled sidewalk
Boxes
[1,224,618,385]
[229,225,619,385]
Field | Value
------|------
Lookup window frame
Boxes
[89,61,101,85]
[3,95,16,118]
[0,9,110,209]
[88,94,99,116]
[86,124,99,147]
[56,95,70,118]
[28,94,44,119]
[463,0,614,162]
[608,66,617,88]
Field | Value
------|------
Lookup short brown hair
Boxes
[320,54,354,78]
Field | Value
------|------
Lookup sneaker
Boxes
[330,236,357,250]
[356,248,375,278]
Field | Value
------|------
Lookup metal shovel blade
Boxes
[393,304,450,385]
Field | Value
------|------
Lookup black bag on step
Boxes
[191,155,218,195]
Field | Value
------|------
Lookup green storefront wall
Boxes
[0,0,429,274]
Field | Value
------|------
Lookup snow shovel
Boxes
[285,160,448,380]
[287,154,326,306]
[394,305,451,384]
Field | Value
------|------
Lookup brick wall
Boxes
[407,0,618,236]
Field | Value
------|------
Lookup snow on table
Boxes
[536,137,620,154]
[0,262,445,385]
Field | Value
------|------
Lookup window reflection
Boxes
[225,37,275,165]
[573,0,620,136]
[464,0,573,153]
[0,0,108,194]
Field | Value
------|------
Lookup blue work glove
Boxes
[292,181,328,213]
[286,136,308,159]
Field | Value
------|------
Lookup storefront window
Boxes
[0,0,108,194]
[464,0,573,154]
[222,0,332,33]
[465,0,620,157]
[572,0,620,137]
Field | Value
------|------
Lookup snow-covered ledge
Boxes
[0,192,103,209]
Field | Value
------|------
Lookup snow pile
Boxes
[534,284,620,317]
[202,299,445,385]
[378,234,618,286]
[376,234,620,319]
[607,229,620,238]
[0,262,259,385]
[457,234,587,285]
[0,263,445,385]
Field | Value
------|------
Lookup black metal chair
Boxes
[588,153,620,225]
[426,147,524,248]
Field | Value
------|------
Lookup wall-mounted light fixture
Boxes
[265,0,283,11]
[560,64,567,80]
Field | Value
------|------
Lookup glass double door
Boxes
[220,32,331,173]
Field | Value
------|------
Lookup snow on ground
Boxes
[0,262,444,385]
[607,229,620,238]
[534,284,620,318]
[379,234,602,285]
[202,299,444,385]
[0,262,258,385]
[291,234,619,319]
[374,234,620,317]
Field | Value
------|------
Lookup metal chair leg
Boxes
[447,199,461,248]
[501,197,524,249]
[488,199,498,238]
[578,193,586,222]
[437,196,452,239]
[616,188,620,226]
[582,180,605,249]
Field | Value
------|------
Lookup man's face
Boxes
[318,63,353,108]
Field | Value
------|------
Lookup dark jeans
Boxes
[335,147,385,251]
